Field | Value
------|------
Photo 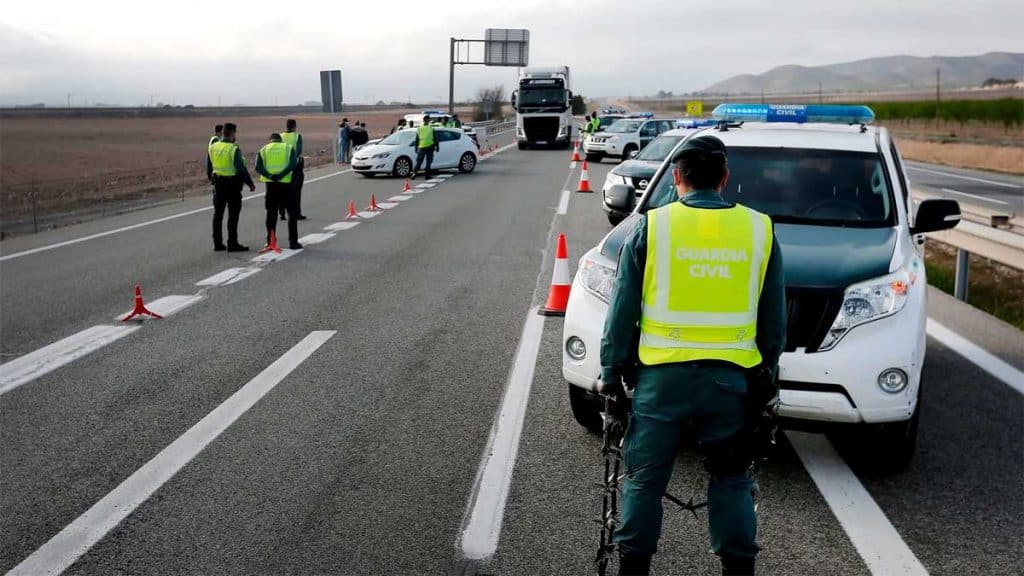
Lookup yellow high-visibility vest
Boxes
[258,142,293,183]
[280,131,299,149]
[417,124,435,149]
[209,141,239,177]
[639,201,773,368]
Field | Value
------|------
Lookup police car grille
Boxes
[784,287,843,353]
[631,176,649,190]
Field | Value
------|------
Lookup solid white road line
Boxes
[296,232,336,245]
[0,325,141,396]
[907,165,1022,189]
[459,309,545,560]
[557,189,571,215]
[377,202,399,210]
[789,432,928,576]
[324,221,360,231]
[926,319,1023,394]
[415,183,436,189]
[388,195,412,202]
[940,187,1009,205]
[117,294,204,322]
[6,331,336,576]
[195,267,261,287]
[0,170,351,263]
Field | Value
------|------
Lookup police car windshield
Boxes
[606,120,644,133]
[379,131,416,146]
[636,135,684,161]
[644,147,896,228]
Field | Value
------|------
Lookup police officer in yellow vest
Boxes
[256,133,300,249]
[600,135,786,576]
[411,116,439,180]
[209,124,223,146]
[279,119,307,221]
[206,122,255,251]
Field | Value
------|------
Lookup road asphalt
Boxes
[1,139,1021,575]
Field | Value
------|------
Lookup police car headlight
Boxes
[819,268,910,351]
[605,173,628,187]
[578,256,616,303]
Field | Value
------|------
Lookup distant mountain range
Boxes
[700,52,1024,95]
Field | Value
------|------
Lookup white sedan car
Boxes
[351,128,479,178]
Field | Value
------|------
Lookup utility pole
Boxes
[935,67,941,128]
[448,37,456,115]
[66,92,71,109]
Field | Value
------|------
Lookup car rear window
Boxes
[645,147,896,228]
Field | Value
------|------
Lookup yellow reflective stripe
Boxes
[640,332,758,351]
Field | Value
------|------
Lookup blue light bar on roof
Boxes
[629,111,654,118]
[676,118,719,129]
[712,103,875,124]
[422,110,445,115]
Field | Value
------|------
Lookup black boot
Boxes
[721,555,755,575]
[618,552,652,576]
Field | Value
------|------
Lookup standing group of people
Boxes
[581,112,601,137]
[206,119,306,252]
[336,119,369,164]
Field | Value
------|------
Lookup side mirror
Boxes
[511,91,518,111]
[911,198,961,235]
[604,184,636,212]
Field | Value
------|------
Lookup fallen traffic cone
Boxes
[122,285,163,321]
[402,178,412,193]
[571,139,581,162]
[367,195,383,211]
[346,200,361,219]
[576,160,592,193]
[259,229,282,254]
[539,233,572,317]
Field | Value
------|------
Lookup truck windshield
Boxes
[644,147,895,228]
[519,88,566,107]
[606,120,643,133]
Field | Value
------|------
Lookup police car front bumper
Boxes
[584,138,620,155]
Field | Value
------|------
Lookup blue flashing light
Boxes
[675,118,719,129]
[629,111,655,118]
[711,103,875,125]
[422,110,446,115]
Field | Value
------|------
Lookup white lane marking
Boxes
[388,195,412,202]
[435,174,454,180]
[907,165,1022,189]
[557,189,571,215]
[324,221,360,231]
[297,232,335,245]
[927,319,1023,394]
[0,325,140,396]
[6,331,336,576]
[790,432,928,576]
[426,177,446,183]
[117,294,204,322]
[195,267,261,287]
[415,183,436,189]
[939,187,1009,206]
[250,248,302,263]
[0,170,352,262]
[377,202,399,209]
[404,188,423,194]
[356,211,382,219]
[459,309,545,560]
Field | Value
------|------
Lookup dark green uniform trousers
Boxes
[614,361,759,560]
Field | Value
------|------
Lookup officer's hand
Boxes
[270,173,281,181]
[248,184,256,192]
[747,365,779,408]
[603,394,628,437]
[596,374,625,399]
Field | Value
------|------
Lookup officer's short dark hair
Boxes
[270,133,282,141]
[423,115,431,121]
[214,124,223,134]
[223,123,237,135]
[286,118,296,129]
[674,136,728,190]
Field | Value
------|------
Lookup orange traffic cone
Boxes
[367,195,383,211]
[571,140,581,162]
[259,229,282,254]
[346,200,361,219]
[122,285,163,321]
[402,178,412,193]
[576,160,592,193]
[539,233,572,316]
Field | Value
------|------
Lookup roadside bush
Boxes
[868,99,1023,128]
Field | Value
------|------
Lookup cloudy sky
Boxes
[1,0,1020,107]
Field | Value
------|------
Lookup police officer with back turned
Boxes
[207,122,254,251]
[600,135,786,576]
[280,118,307,221]
[411,115,439,180]
[256,133,300,249]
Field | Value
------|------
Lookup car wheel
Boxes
[360,172,376,178]
[569,383,603,433]
[867,394,921,472]
[518,142,528,150]
[392,157,413,178]
[458,152,477,173]
[621,145,637,161]
[585,153,602,163]
[607,212,624,226]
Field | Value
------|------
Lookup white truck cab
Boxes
[563,104,963,469]
[513,66,573,149]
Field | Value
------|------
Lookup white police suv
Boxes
[563,104,962,469]
[584,117,677,162]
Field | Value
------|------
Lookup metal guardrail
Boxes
[912,188,1023,301]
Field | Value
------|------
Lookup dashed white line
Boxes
[0,325,141,396]
[296,232,336,245]
[789,432,928,576]
[355,211,382,219]
[376,202,400,210]
[324,221,360,231]
[117,294,204,322]
[251,248,302,263]
[388,195,412,202]
[459,309,545,560]
[0,169,351,262]
[557,189,571,215]
[940,187,1009,206]
[416,183,436,189]
[907,165,1022,189]
[926,319,1023,394]
[6,331,336,576]
[196,267,261,287]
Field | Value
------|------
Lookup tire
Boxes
[607,212,624,226]
[569,383,603,433]
[621,145,637,161]
[360,172,376,178]
[392,157,413,178]
[585,153,602,163]
[458,152,477,173]
[866,394,921,472]
[518,142,528,150]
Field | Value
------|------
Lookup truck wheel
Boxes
[518,142,528,150]
[569,383,603,433]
